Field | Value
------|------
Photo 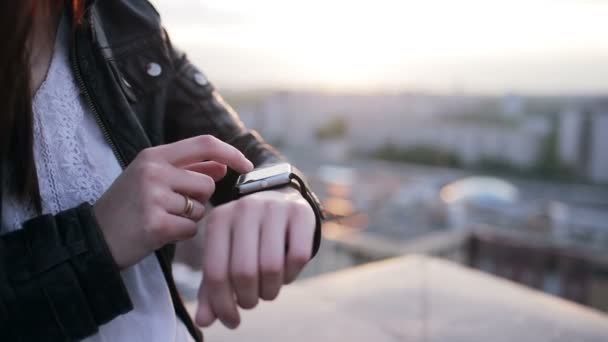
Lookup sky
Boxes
[151,0,608,94]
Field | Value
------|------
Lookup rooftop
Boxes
[188,255,608,342]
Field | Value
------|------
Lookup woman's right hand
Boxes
[93,135,254,269]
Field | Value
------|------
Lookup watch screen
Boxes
[238,164,291,184]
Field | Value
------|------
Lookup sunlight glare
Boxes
[155,0,608,92]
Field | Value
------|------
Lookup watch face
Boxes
[237,163,291,184]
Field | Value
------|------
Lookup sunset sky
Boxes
[152,0,608,94]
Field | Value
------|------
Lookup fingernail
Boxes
[223,319,239,329]
[246,160,254,170]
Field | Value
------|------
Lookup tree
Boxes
[315,117,348,141]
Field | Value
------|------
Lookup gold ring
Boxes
[182,195,195,219]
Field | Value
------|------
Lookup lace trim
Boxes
[32,25,107,214]
[3,15,109,230]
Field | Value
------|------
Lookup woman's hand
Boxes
[93,135,254,270]
[195,187,316,329]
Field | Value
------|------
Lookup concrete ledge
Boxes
[188,255,608,342]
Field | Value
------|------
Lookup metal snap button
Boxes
[146,62,162,77]
[193,72,208,86]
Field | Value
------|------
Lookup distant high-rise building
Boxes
[589,112,608,183]
[558,109,584,167]
[558,101,608,183]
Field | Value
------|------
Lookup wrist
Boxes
[92,201,126,270]
[277,183,302,196]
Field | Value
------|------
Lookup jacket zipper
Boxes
[71,39,127,169]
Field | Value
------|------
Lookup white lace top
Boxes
[1,14,193,342]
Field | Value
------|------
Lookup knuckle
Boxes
[235,198,249,211]
[200,175,216,194]
[205,222,220,235]
[139,162,163,182]
[260,262,282,277]
[231,267,257,283]
[205,270,227,286]
[183,221,198,237]
[265,199,284,213]
[194,205,206,220]
[207,178,216,194]
[148,186,168,206]
[198,134,218,148]
[236,197,260,212]
[205,214,225,232]
[137,147,157,162]
[206,202,236,226]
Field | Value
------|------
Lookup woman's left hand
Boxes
[195,187,316,329]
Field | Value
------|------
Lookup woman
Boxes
[0,1,323,341]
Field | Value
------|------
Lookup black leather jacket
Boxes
[0,1,322,341]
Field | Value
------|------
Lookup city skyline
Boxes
[153,0,608,94]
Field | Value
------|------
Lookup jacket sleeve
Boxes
[162,40,323,256]
[0,203,132,341]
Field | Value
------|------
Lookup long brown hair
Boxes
[0,1,84,211]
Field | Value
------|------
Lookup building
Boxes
[558,101,608,183]
[589,112,608,183]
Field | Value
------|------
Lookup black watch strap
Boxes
[289,170,325,258]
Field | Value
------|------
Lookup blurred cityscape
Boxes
[221,91,608,312]
[160,0,608,328]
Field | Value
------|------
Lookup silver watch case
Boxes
[235,163,293,196]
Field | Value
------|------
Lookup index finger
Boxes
[156,135,254,173]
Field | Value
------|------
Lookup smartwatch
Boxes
[234,163,325,256]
